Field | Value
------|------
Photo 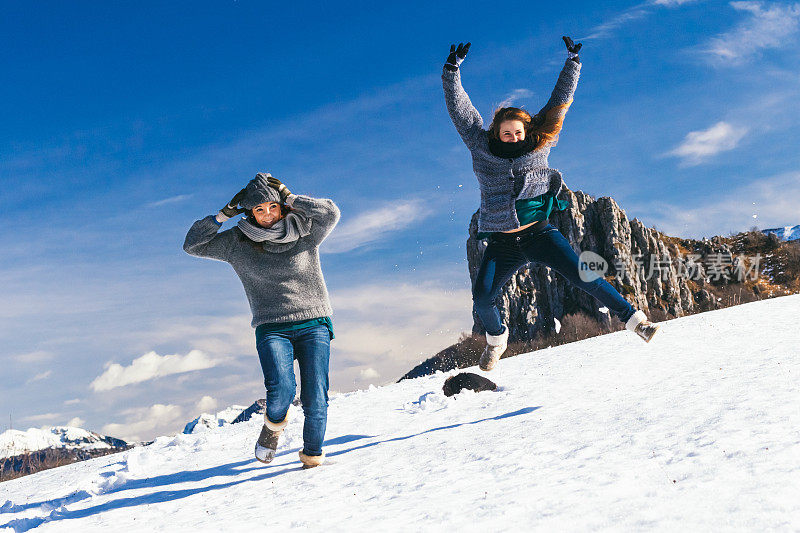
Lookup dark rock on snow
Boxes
[443,372,497,397]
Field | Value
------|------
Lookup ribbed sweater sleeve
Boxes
[183,215,233,262]
[442,66,485,150]
[285,194,341,244]
[537,59,582,116]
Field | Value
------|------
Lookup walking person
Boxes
[184,173,340,468]
[442,37,660,372]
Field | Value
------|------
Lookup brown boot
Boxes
[625,310,660,343]
[298,450,325,469]
[254,413,288,464]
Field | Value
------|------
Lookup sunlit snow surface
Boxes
[2,295,799,532]
[762,224,800,241]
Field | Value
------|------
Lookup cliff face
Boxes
[400,190,795,381]
[466,189,752,342]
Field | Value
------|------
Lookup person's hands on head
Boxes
[266,176,292,203]
[218,188,247,221]
[445,42,471,71]
[562,36,582,63]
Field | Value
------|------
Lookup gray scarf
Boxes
[237,212,312,253]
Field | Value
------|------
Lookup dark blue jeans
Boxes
[256,324,330,456]
[473,223,636,336]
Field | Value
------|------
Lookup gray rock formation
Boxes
[466,189,740,342]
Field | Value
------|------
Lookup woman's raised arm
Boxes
[531,37,583,145]
[442,42,485,150]
[285,194,340,245]
[182,189,244,261]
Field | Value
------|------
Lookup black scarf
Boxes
[488,135,537,159]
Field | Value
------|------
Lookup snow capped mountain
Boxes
[762,224,800,241]
[183,401,264,434]
[182,405,249,434]
[0,427,127,460]
[2,295,799,531]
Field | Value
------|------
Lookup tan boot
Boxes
[254,412,288,464]
[625,310,660,343]
[479,327,509,371]
[298,450,325,469]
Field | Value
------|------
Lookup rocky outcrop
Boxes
[466,189,754,342]
[399,190,791,381]
[231,399,266,424]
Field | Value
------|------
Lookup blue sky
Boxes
[3,0,800,441]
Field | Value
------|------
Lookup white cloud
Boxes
[25,370,53,384]
[359,368,380,381]
[707,2,800,62]
[196,395,218,413]
[497,89,534,109]
[322,199,432,254]
[652,0,698,5]
[90,350,220,392]
[21,413,60,424]
[102,404,184,442]
[582,0,702,40]
[582,0,698,40]
[582,3,652,40]
[13,350,54,363]
[64,398,82,406]
[329,283,473,389]
[145,314,254,358]
[146,194,193,208]
[66,417,85,428]
[667,121,748,165]
[626,170,800,238]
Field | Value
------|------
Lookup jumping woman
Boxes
[442,37,659,371]
[184,173,340,468]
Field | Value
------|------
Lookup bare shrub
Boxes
[703,283,762,308]
[770,241,800,291]
[732,230,780,255]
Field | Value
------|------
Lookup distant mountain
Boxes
[0,426,128,460]
[183,400,265,434]
[762,225,800,242]
[0,426,130,481]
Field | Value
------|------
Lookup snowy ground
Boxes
[2,295,799,532]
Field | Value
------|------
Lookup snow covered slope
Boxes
[762,224,800,241]
[2,295,799,532]
[0,427,127,460]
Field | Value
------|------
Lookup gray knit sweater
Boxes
[442,59,581,233]
[183,194,340,327]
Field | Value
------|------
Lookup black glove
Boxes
[220,188,247,218]
[266,176,292,202]
[445,42,470,71]
[562,36,582,63]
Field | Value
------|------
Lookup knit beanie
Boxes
[241,172,282,210]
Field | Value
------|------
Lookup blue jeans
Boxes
[256,324,330,456]
[473,223,636,336]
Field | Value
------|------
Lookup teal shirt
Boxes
[255,316,334,344]
[477,193,570,239]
